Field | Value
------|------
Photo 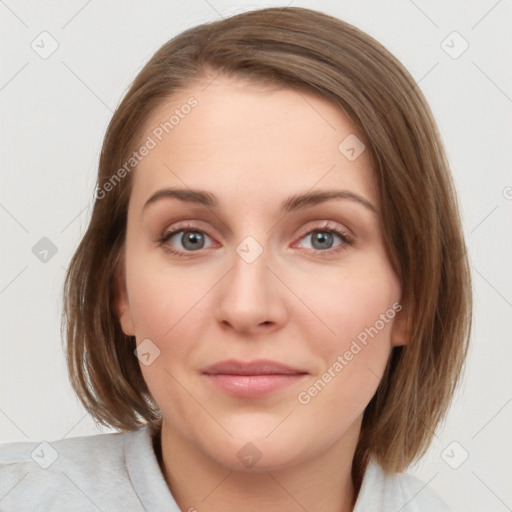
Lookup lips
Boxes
[201,359,309,398]
[201,359,308,376]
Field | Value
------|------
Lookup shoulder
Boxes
[354,459,452,512]
[0,427,147,511]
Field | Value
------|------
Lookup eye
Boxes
[158,221,353,258]
[295,223,353,255]
[159,225,215,257]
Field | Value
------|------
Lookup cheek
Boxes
[297,258,400,405]
[294,275,398,429]
[127,258,210,417]
[298,260,400,346]
[125,248,212,340]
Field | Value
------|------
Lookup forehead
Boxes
[129,76,377,214]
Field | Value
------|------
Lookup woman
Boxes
[0,6,471,511]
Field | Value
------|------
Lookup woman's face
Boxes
[116,75,408,470]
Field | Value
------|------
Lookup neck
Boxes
[155,419,363,512]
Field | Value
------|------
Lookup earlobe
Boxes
[390,302,410,347]
[113,251,135,337]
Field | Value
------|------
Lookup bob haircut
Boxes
[62,6,472,473]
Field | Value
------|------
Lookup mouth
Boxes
[201,359,309,398]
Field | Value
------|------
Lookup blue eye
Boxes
[299,229,350,252]
[159,229,214,255]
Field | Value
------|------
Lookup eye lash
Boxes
[158,230,179,244]
[325,228,353,245]
[158,221,205,243]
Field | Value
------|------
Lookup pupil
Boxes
[313,231,332,250]
[182,231,203,250]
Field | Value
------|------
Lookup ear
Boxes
[113,248,135,336]
[390,301,410,347]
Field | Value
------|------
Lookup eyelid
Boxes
[294,219,352,240]
[159,221,218,247]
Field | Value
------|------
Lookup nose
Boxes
[214,243,287,335]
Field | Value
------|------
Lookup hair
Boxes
[61,6,472,475]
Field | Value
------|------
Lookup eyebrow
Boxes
[142,187,378,216]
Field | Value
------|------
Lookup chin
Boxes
[203,433,314,473]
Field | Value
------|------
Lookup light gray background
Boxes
[1,1,511,511]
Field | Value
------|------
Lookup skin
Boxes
[115,75,409,512]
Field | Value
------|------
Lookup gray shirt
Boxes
[0,426,451,511]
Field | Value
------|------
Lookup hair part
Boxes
[62,6,472,473]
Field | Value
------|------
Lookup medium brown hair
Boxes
[62,6,472,473]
